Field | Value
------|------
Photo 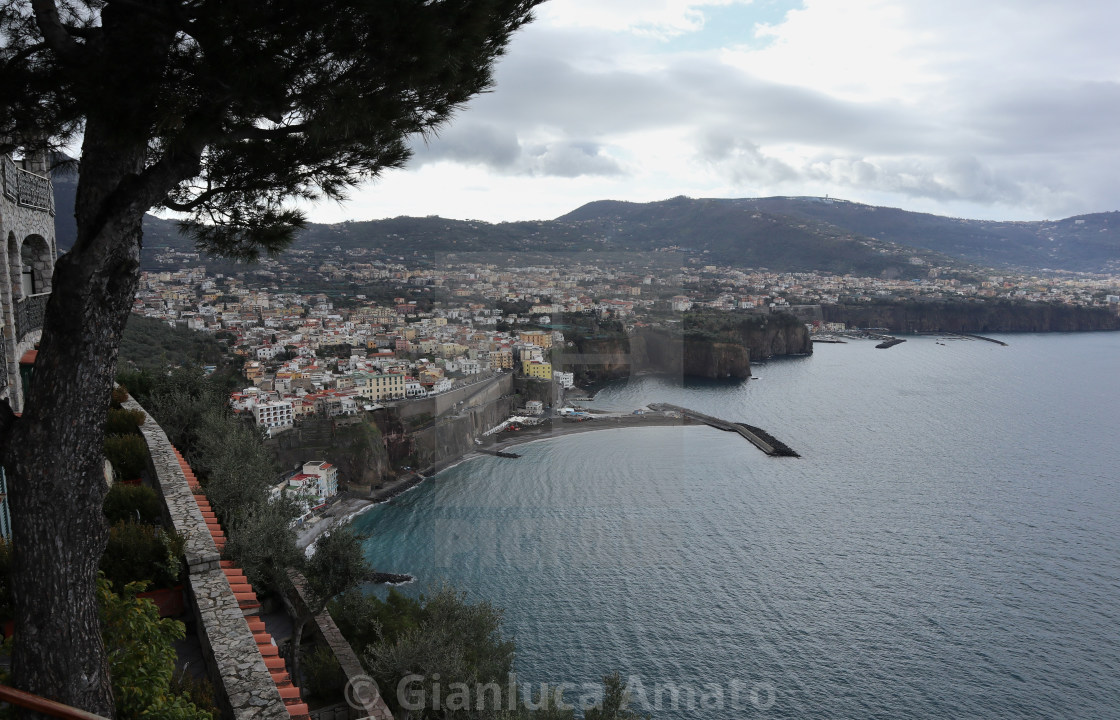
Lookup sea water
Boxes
[353,333,1120,718]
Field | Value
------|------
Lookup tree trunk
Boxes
[4,122,149,716]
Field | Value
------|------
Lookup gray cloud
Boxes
[412,122,522,168]
[396,10,1120,218]
[410,123,623,178]
[526,141,624,177]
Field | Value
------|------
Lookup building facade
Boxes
[0,153,56,540]
[355,372,406,401]
[1,153,56,415]
[253,400,294,429]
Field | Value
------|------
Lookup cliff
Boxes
[630,330,753,379]
[565,311,812,383]
[823,301,1120,333]
[266,416,392,485]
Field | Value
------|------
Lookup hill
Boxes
[558,196,1120,273]
[50,171,1120,274]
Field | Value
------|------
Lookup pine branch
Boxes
[29,0,84,63]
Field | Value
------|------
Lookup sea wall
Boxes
[396,372,513,420]
[409,393,517,468]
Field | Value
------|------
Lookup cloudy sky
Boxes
[306,0,1119,224]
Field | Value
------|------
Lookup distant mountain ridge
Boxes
[50,172,1120,274]
[557,196,1120,273]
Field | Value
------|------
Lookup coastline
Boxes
[295,408,697,548]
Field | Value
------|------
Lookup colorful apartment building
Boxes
[523,361,553,380]
[354,372,406,401]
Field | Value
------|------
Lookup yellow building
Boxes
[244,362,264,381]
[523,361,552,380]
[354,372,406,401]
[437,342,468,358]
[518,330,553,348]
[488,350,513,369]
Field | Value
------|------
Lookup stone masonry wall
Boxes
[290,572,394,720]
[126,397,290,720]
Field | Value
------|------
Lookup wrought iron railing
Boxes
[15,292,49,340]
[1,155,55,215]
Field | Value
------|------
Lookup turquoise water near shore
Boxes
[353,333,1120,718]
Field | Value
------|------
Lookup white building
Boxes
[405,378,426,398]
[553,371,575,389]
[300,460,339,498]
[253,400,294,429]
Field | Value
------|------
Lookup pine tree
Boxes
[0,0,543,713]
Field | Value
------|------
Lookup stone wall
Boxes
[126,397,291,720]
[0,162,56,410]
[395,372,513,421]
[290,572,394,720]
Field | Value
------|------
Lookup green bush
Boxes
[105,434,150,481]
[99,578,212,720]
[106,408,147,435]
[104,483,163,525]
[303,644,347,701]
[170,672,219,720]
[100,522,184,591]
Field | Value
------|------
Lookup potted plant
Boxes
[104,433,150,484]
[105,407,146,435]
[104,483,164,525]
[100,522,186,617]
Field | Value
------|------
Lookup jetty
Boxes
[961,333,1008,346]
[478,448,522,459]
[648,403,800,457]
[918,331,1009,346]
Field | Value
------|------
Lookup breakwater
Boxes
[648,403,799,457]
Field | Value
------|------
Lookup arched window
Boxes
[19,234,52,296]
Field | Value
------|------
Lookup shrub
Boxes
[104,483,163,525]
[100,522,184,591]
[104,434,150,481]
[303,644,347,701]
[170,672,219,720]
[110,385,130,408]
[106,408,147,435]
[99,578,212,720]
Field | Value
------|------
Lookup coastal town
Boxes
[132,253,1120,430]
[123,252,1120,510]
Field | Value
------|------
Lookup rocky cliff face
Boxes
[566,312,812,383]
[266,417,392,485]
[630,330,752,379]
[410,396,517,468]
[823,301,1120,333]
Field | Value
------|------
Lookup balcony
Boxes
[15,292,49,341]
[1,156,54,216]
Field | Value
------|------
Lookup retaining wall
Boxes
[126,397,291,720]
